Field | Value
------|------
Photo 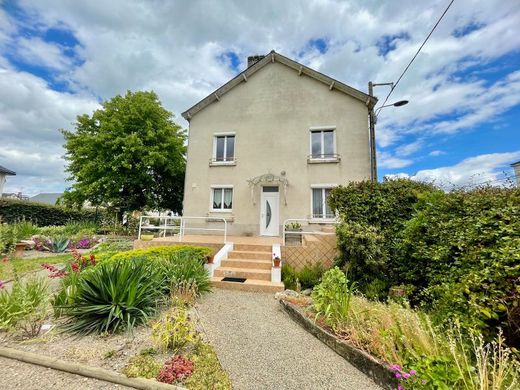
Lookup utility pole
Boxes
[368,82,377,182]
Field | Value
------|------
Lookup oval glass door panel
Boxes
[266,200,271,228]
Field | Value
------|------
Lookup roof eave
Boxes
[181,51,377,121]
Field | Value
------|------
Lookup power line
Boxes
[375,0,456,116]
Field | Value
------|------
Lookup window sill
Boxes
[209,160,237,167]
[308,218,337,224]
[307,157,340,164]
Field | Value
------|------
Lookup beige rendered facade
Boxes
[181,51,375,236]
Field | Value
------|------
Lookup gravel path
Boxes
[0,357,134,390]
[196,289,382,390]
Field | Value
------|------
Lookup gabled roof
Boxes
[0,165,16,175]
[30,193,63,205]
[182,50,377,121]
[511,161,520,167]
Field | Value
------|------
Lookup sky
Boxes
[0,0,519,196]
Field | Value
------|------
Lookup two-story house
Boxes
[181,51,376,237]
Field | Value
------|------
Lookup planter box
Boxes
[280,299,397,390]
[285,229,302,246]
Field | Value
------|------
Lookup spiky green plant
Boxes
[45,236,70,253]
[60,259,162,334]
[157,251,211,296]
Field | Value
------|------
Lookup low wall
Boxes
[281,233,337,271]
[133,239,223,255]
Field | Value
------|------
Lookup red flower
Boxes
[157,356,194,384]
[90,254,96,266]
[71,262,80,272]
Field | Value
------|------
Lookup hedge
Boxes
[107,245,213,263]
[0,199,98,226]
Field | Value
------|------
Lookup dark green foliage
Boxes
[0,199,97,226]
[398,187,520,344]
[330,179,435,292]
[60,259,162,334]
[157,251,211,296]
[282,263,325,290]
[61,90,186,213]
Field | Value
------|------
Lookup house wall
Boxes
[0,174,6,197]
[512,163,520,186]
[183,61,370,235]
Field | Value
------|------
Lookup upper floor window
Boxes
[309,128,339,162]
[213,134,235,162]
[311,187,335,219]
[212,187,233,211]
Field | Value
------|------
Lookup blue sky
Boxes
[0,0,519,195]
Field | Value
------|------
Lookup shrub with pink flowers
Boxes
[390,365,427,389]
[156,355,194,384]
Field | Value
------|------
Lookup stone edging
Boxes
[280,299,397,390]
[0,346,184,390]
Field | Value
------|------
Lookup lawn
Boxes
[0,253,71,280]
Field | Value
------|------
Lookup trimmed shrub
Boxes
[108,245,212,263]
[282,263,324,290]
[0,199,98,226]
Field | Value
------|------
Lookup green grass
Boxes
[0,254,71,280]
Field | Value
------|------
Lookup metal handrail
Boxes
[138,215,228,243]
[282,218,338,245]
[138,215,181,239]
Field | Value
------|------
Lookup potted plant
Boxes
[14,242,28,258]
[285,222,303,246]
[273,254,281,268]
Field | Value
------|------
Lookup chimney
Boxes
[247,55,265,68]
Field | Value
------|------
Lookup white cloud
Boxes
[406,151,520,188]
[429,150,446,156]
[378,151,413,169]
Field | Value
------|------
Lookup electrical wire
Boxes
[375,0,456,116]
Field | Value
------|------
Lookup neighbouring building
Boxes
[512,161,520,186]
[30,192,63,205]
[0,165,16,198]
[181,51,376,236]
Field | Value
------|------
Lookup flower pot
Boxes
[207,255,214,264]
[14,242,28,258]
[141,234,154,241]
[273,258,281,268]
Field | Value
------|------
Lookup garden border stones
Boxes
[0,346,184,390]
[280,299,397,390]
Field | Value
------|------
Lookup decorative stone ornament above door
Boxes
[247,173,288,205]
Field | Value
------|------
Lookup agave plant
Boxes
[60,258,162,334]
[44,236,70,253]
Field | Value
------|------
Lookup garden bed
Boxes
[280,298,397,390]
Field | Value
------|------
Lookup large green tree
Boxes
[61,91,186,213]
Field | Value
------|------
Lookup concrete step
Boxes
[214,266,271,281]
[211,277,284,293]
[233,244,272,252]
[221,258,272,270]
[228,250,272,260]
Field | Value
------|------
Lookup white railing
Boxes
[178,216,228,243]
[138,215,228,243]
[282,218,338,246]
[138,215,182,239]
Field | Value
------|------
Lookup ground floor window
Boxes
[311,187,334,218]
[212,187,233,211]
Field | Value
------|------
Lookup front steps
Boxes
[211,244,284,293]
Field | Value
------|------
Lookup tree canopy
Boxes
[61,90,186,213]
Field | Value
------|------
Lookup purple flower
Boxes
[390,364,401,371]
[395,373,402,379]
[397,386,404,390]
[409,370,416,376]
[403,373,410,379]
[0,280,4,289]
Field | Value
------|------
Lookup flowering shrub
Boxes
[157,355,194,384]
[390,365,426,389]
[75,238,92,249]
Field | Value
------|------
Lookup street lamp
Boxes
[368,82,409,182]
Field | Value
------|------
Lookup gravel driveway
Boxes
[0,357,133,390]
[195,289,382,390]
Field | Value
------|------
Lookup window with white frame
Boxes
[311,187,334,219]
[212,187,233,211]
[213,135,235,162]
[310,129,335,159]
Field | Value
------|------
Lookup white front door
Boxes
[260,186,280,236]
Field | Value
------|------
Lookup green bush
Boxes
[109,245,212,263]
[329,179,435,291]
[11,221,40,241]
[59,258,162,334]
[122,353,162,379]
[282,263,325,290]
[0,223,16,255]
[311,267,355,330]
[398,187,520,344]
[0,278,49,329]
[151,307,198,352]
[0,199,98,226]
[185,341,232,390]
